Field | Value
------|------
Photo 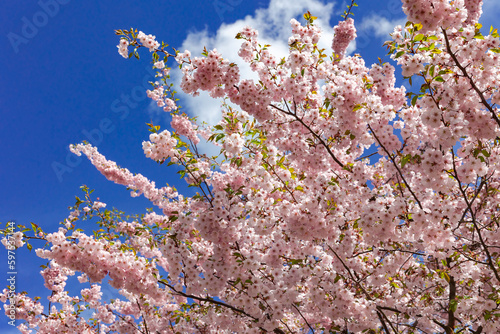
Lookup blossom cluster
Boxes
[170,114,199,144]
[1,231,24,248]
[401,0,468,33]
[116,30,160,59]
[117,38,129,58]
[137,31,159,52]
[142,130,179,161]
[331,18,356,58]
[464,0,483,24]
[146,86,177,112]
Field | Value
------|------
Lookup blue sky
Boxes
[1,0,500,332]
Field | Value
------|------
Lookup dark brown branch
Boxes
[355,151,379,162]
[246,145,298,203]
[472,325,483,334]
[447,275,456,334]
[376,307,399,334]
[377,305,401,314]
[279,320,293,334]
[160,279,293,333]
[432,319,451,333]
[158,279,257,320]
[376,310,391,334]
[451,174,485,232]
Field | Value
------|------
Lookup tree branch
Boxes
[376,310,392,334]
[450,150,500,283]
[368,124,423,210]
[292,303,314,333]
[442,28,500,128]
[269,103,345,169]
[447,275,456,334]
[327,245,372,300]
[158,279,257,320]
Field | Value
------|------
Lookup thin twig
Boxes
[368,124,423,210]
[343,0,357,21]
[377,310,391,334]
[269,103,345,169]
[355,151,379,162]
[441,28,500,128]
[158,279,257,320]
[291,303,314,333]
[327,245,372,300]
[449,150,500,283]
[377,307,398,334]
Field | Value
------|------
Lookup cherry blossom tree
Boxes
[3,0,500,333]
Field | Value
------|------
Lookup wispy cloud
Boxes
[358,14,406,39]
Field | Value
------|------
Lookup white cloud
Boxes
[358,14,406,39]
[170,0,346,126]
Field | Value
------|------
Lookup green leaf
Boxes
[411,94,418,106]
[414,34,425,41]
[474,32,484,39]
[401,154,411,168]
[449,299,458,312]
[215,133,225,142]
[429,65,435,77]
[395,51,405,58]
